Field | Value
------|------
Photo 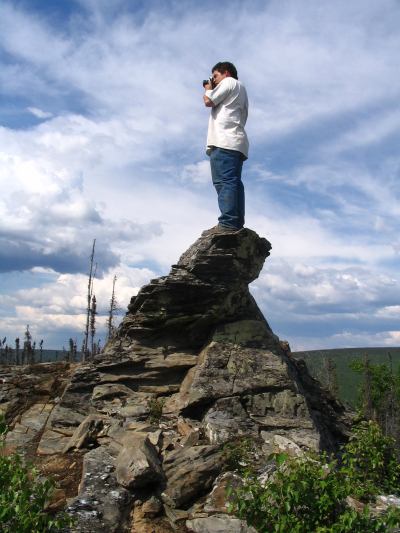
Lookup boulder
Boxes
[186,514,257,533]
[67,446,131,533]
[162,445,223,508]
[115,433,163,489]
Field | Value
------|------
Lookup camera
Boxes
[202,77,214,89]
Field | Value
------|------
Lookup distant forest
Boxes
[293,347,400,406]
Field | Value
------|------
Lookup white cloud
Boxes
[1,0,400,349]
[181,161,210,185]
[1,265,155,347]
[27,107,53,119]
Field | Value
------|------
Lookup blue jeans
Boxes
[210,147,245,229]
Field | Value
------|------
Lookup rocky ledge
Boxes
[0,228,352,532]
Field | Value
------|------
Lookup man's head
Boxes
[211,61,238,86]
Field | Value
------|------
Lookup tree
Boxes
[323,356,339,397]
[90,294,97,357]
[22,325,33,365]
[349,353,400,443]
[83,239,96,361]
[32,341,36,364]
[68,338,77,362]
[106,275,119,342]
[39,339,43,363]
[15,338,20,365]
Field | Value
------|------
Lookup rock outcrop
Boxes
[0,228,351,532]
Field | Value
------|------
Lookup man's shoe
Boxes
[202,225,219,236]
[202,224,240,236]
[215,224,237,233]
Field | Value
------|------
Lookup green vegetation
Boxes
[0,416,72,532]
[349,356,400,437]
[228,421,400,532]
[222,437,256,473]
[147,396,165,423]
[293,347,400,406]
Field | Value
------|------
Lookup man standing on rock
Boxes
[203,61,249,232]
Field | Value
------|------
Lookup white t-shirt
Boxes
[205,77,249,159]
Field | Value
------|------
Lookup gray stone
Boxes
[115,433,163,489]
[176,340,291,413]
[67,446,132,533]
[37,428,72,455]
[64,414,108,452]
[46,405,86,436]
[162,445,223,508]
[203,397,257,444]
[186,514,257,533]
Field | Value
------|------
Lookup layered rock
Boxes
[0,228,351,532]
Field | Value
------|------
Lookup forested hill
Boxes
[292,347,400,406]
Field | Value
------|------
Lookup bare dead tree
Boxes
[39,339,43,363]
[83,239,96,361]
[15,337,20,365]
[106,275,119,342]
[5,344,10,365]
[90,294,97,358]
[32,341,36,364]
[68,338,74,362]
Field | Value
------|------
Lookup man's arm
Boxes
[203,94,215,107]
[203,81,215,107]
[203,78,234,108]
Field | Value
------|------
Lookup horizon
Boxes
[1,0,400,351]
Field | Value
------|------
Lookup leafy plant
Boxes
[340,420,400,498]
[349,356,400,439]
[222,437,255,474]
[222,437,254,473]
[0,414,73,532]
[228,421,400,532]
[147,397,165,423]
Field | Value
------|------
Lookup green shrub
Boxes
[0,415,72,532]
[147,396,165,423]
[222,437,256,474]
[228,422,400,532]
[341,420,400,498]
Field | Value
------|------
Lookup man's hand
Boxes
[203,94,214,107]
[203,81,213,91]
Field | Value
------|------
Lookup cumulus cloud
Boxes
[1,264,155,347]
[1,0,400,349]
[181,161,210,185]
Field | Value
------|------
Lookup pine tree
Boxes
[325,357,339,397]
[22,325,33,365]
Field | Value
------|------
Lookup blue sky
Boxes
[1,0,400,351]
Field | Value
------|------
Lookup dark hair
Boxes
[211,61,238,80]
